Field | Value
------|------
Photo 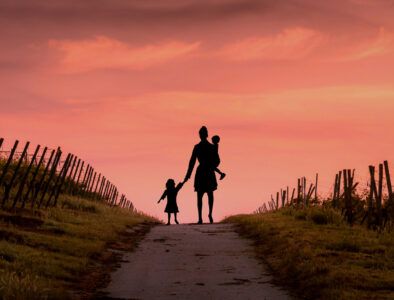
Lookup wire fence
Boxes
[0,137,134,211]
[256,161,394,231]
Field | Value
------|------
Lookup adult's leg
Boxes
[197,191,204,223]
[167,213,171,225]
[208,191,214,223]
[174,213,179,224]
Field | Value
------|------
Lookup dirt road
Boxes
[102,224,290,299]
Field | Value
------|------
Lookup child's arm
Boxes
[157,190,167,203]
[176,182,184,192]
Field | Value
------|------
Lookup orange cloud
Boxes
[218,27,323,61]
[342,27,394,61]
[48,36,200,73]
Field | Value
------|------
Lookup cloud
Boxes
[217,27,324,61]
[342,27,394,61]
[48,36,200,73]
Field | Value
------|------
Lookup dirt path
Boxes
[102,224,290,299]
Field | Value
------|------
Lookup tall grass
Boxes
[224,207,394,299]
[0,195,158,299]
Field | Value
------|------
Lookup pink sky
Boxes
[1,0,394,222]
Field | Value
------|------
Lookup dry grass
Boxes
[223,207,394,300]
[0,195,158,299]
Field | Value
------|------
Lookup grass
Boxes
[223,207,394,300]
[0,195,158,299]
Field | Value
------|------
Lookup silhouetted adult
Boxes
[184,126,219,224]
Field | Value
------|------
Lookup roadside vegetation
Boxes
[224,207,394,300]
[0,195,158,299]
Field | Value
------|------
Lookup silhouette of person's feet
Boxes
[220,173,226,180]
[197,220,203,224]
[208,214,213,224]
[166,222,170,226]
[175,219,179,224]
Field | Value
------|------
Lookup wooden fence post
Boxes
[80,164,90,194]
[0,140,19,188]
[47,153,72,207]
[377,164,383,227]
[37,149,62,208]
[76,161,85,184]
[286,186,289,204]
[89,172,97,194]
[2,141,30,207]
[384,161,393,202]
[98,177,105,200]
[53,154,74,207]
[22,147,48,208]
[93,173,101,197]
[31,149,55,208]
[303,177,307,207]
[13,144,41,208]
[47,153,71,207]
[315,173,318,201]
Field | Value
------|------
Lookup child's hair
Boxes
[212,135,220,145]
[166,179,175,190]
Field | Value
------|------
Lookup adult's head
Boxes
[199,126,208,141]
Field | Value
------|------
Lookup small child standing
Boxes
[158,179,184,225]
[212,135,226,180]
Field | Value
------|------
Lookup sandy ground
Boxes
[102,224,290,300]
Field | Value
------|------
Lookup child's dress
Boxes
[160,182,183,213]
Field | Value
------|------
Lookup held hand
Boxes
[157,199,161,204]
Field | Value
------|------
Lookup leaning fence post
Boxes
[31,149,55,208]
[2,141,30,207]
[22,147,47,208]
[37,149,62,208]
[0,140,19,188]
[384,161,393,202]
[47,153,72,207]
[13,144,40,208]
[53,154,73,207]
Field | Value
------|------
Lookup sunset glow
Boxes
[1,0,394,222]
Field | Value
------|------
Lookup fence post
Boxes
[37,149,62,208]
[0,138,3,148]
[384,161,393,202]
[98,177,105,200]
[0,140,19,188]
[22,147,48,208]
[76,161,85,184]
[80,164,90,195]
[93,173,101,198]
[31,149,55,208]
[47,153,72,207]
[89,172,97,194]
[13,144,40,208]
[2,141,30,207]
[377,164,383,227]
[53,154,73,207]
[315,173,318,201]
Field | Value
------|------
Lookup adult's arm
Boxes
[184,145,197,182]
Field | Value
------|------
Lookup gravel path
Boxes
[103,224,290,300]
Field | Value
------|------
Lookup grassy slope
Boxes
[0,195,158,299]
[224,207,394,300]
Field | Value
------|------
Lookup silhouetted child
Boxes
[212,135,226,180]
[158,179,184,225]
